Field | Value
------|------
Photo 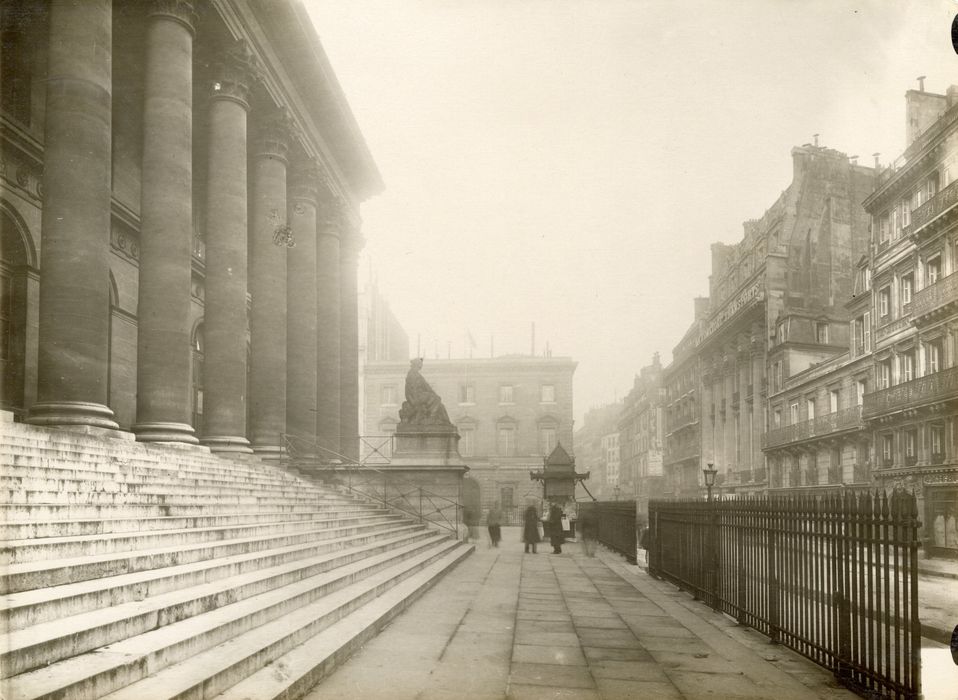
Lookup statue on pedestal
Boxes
[398,358,453,429]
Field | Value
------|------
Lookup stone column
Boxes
[285,159,319,448]
[248,113,292,457]
[201,44,253,453]
[133,0,197,443]
[340,230,362,462]
[29,0,118,429]
[315,195,342,456]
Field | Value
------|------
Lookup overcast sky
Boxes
[303,0,955,424]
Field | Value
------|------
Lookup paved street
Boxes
[308,529,865,700]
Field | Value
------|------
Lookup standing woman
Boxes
[522,505,541,554]
[548,502,566,554]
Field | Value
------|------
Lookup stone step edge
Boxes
[0,459,310,486]
[0,512,404,565]
[1,529,443,673]
[102,541,473,700]
[2,535,456,699]
[1,518,409,594]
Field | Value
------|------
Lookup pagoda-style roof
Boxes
[544,443,574,470]
[530,443,588,483]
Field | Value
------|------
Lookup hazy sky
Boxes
[303,0,955,424]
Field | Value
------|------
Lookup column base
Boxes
[28,401,120,430]
[201,435,254,454]
[133,422,199,444]
[252,444,284,461]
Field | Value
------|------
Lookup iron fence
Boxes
[648,492,921,700]
[578,500,637,564]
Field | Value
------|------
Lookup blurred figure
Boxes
[547,502,566,554]
[579,507,598,557]
[486,503,502,547]
[463,506,480,544]
[522,505,541,553]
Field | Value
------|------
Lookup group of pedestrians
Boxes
[466,502,601,556]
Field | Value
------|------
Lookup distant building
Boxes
[860,84,958,557]
[363,355,577,513]
[618,354,665,516]
[663,301,707,499]
[572,402,623,500]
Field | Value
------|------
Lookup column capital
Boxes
[147,0,196,35]
[209,40,256,110]
[252,109,296,162]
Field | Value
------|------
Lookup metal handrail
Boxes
[279,433,463,536]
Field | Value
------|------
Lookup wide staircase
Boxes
[0,413,472,699]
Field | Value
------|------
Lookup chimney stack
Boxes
[873,152,881,170]
[849,155,858,166]
[813,133,820,147]
[916,75,926,92]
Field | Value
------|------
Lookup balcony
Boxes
[863,366,958,418]
[907,178,958,237]
[874,316,912,344]
[762,405,865,450]
[910,271,958,322]
[667,412,698,434]
[665,439,701,464]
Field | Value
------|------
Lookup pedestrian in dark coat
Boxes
[522,505,541,553]
[548,503,566,554]
[486,504,502,548]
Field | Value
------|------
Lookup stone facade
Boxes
[860,85,958,557]
[363,356,576,512]
[0,1,382,456]
[572,401,623,499]
[618,354,664,517]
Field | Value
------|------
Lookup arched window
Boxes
[1,207,29,414]
[191,323,205,436]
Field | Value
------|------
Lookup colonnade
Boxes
[28,0,363,458]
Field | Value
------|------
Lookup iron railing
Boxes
[279,433,462,536]
[648,492,921,700]
[763,406,864,449]
[577,500,636,564]
[910,270,958,319]
[863,366,958,418]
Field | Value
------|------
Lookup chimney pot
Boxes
[917,75,926,92]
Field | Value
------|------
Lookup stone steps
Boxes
[3,537,466,700]
[0,414,472,698]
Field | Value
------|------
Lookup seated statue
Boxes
[398,358,453,428]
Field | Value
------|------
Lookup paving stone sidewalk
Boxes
[306,531,857,700]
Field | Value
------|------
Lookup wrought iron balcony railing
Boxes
[762,406,864,449]
[907,178,958,236]
[863,366,958,418]
[910,271,958,320]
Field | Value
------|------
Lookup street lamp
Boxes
[703,463,718,503]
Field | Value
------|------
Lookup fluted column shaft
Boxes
[339,234,362,461]
[315,199,342,455]
[285,162,319,447]
[201,48,252,453]
[248,116,291,456]
[134,0,197,443]
[30,0,117,429]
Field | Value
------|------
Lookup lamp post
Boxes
[703,463,717,503]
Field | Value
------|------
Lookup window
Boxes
[899,351,914,383]
[497,423,517,455]
[816,322,829,344]
[829,389,840,413]
[790,402,799,425]
[926,339,942,374]
[458,384,475,404]
[879,287,891,318]
[381,385,397,405]
[878,359,892,390]
[901,198,911,229]
[540,384,555,403]
[930,425,944,462]
[904,429,917,464]
[539,425,557,454]
[878,215,890,244]
[856,379,867,406]
[881,434,893,466]
[925,256,941,286]
[499,385,514,404]
[863,311,872,352]
[901,272,913,306]
[806,398,816,420]
[500,486,514,511]
[777,320,788,343]
[459,425,476,457]
[773,409,782,428]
